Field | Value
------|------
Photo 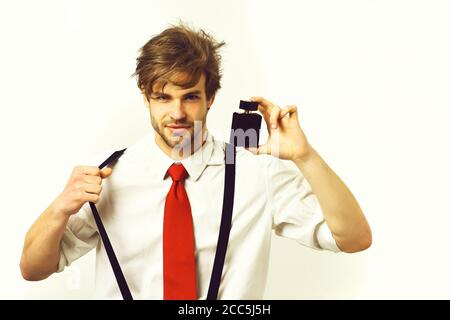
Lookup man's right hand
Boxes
[52,166,113,217]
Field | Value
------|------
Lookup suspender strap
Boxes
[89,148,133,300]
[91,143,236,300]
[207,142,236,300]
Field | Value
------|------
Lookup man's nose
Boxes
[170,100,186,120]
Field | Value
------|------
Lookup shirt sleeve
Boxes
[56,202,99,273]
[266,156,341,252]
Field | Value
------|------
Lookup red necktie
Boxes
[163,163,197,300]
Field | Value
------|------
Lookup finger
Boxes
[84,183,102,194]
[280,105,298,120]
[279,109,290,118]
[269,106,281,129]
[83,175,102,185]
[250,96,275,108]
[259,106,271,127]
[100,167,113,179]
[250,96,275,116]
[286,105,299,121]
[76,166,101,176]
[84,192,100,204]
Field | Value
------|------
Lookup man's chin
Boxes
[164,134,191,149]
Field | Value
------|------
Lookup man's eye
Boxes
[186,95,199,101]
[154,96,168,101]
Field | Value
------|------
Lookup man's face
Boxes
[143,73,214,150]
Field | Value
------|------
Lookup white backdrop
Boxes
[1,0,449,299]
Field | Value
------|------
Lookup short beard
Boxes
[151,114,207,156]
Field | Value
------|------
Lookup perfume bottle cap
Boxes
[239,100,259,111]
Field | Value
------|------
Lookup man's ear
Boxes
[207,95,215,110]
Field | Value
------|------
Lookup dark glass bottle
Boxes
[230,100,262,148]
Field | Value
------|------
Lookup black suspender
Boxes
[89,143,236,300]
[207,142,236,300]
[89,149,131,300]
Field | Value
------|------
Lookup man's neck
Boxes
[155,130,208,160]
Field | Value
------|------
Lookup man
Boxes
[20,24,371,299]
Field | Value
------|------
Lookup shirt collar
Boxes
[143,130,222,182]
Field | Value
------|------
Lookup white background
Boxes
[1,0,449,299]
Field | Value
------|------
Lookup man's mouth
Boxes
[166,124,191,128]
[166,124,191,135]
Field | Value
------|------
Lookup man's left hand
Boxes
[249,96,313,162]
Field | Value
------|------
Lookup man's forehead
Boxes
[152,73,205,94]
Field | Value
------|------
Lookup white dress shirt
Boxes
[57,130,340,299]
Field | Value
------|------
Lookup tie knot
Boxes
[167,163,188,182]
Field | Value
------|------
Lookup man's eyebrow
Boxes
[151,91,170,96]
[151,90,202,97]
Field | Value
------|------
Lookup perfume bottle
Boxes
[230,100,262,148]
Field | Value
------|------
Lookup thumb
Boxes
[256,144,271,156]
[100,167,113,179]
[245,147,258,155]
